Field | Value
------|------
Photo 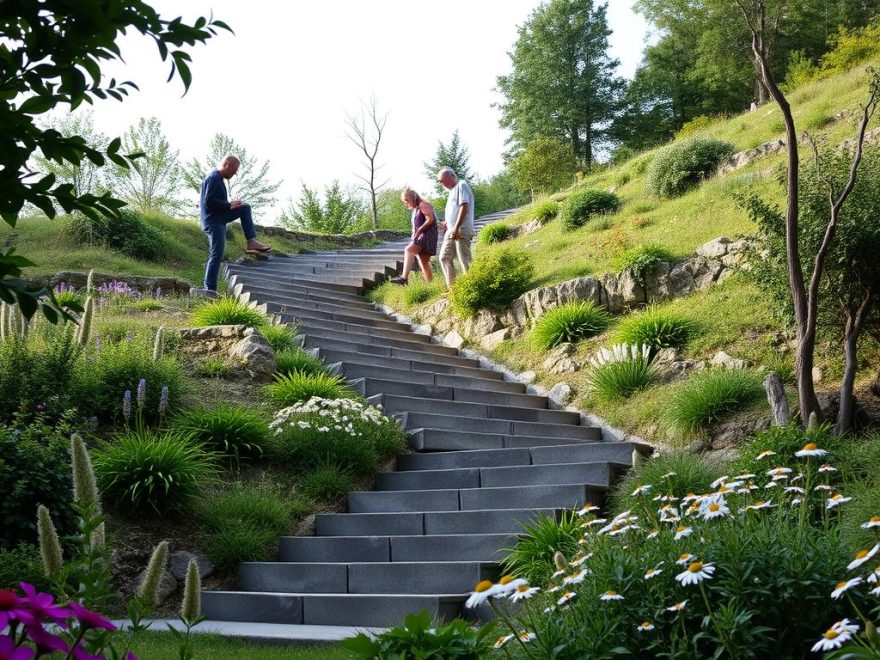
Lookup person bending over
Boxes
[391,186,437,285]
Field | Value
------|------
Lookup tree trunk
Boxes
[764,372,790,426]
[836,289,873,434]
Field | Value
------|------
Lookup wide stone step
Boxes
[231,279,373,306]
[201,591,464,627]
[302,335,478,367]
[231,263,394,281]
[372,393,579,425]
[347,484,604,513]
[407,428,598,451]
[350,377,547,409]
[239,561,499,595]
[268,296,396,321]
[279,534,517,562]
[279,308,410,332]
[375,461,615,491]
[317,349,504,382]
[338,363,525,394]
[397,411,598,440]
[296,318,433,345]
[314,508,559,536]
[296,325,456,355]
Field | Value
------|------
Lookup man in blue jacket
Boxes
[197,155,271,294]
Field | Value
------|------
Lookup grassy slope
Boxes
[129,632,351,659]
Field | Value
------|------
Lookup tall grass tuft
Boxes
[612,451,727,513]
[402,279,443,307]
[584,344,656,399]
[533,198,559,224]
[502,511,583,585]
[478,222,513,246]
[299,464,357,502]
[263,370,351,407]
[190,297,267,328]
[614,305,699,353]
[260,324,296,352]
[172,404,270,467]
[533,301,611,349]
[275,348,326,376]
[664,368,764,438]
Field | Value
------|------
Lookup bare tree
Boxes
[345,97,388,230]
[735,0,880,429]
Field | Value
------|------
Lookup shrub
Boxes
[532,301,611,350]
[502,511,582,585]
[269,397,406,475]
[402,279,443,307]
[189,297,267,328]
[664,368,764,437]
[533,198,559,224]
[584,344,656,400]
[130,299,165,312]
[92,429,216,516]
[196,357,235,379]
[614,305,698,353]
[615,244,675,286]
[674,114,724,140]
[53,289,85,312]
[0,422,75,549]
[172,404,270,467]
[559,187,621,230]
[478,222,513,246]
[260,324,296,353]
[449,246,534,317]
[199,482,305,572]
[646,137,735,198]
[299,464,357,502]
[69,208,166,261]
[821,20,880,74]
[0,544,51,592]
[263,370,352,407]
[274,348,326,377]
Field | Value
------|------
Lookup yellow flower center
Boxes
[709,503,720,512]
[871,516,880,523]
[836,581,848,590]
[857,549,870,560]
[499,575,515,585]
[516,585,529,593]
[605,590,617,596]
[679,554,690,561]
[676,525,687,533]
[718,485,729,493]
[640,621,651,628]
[803,443,817,451]
[824,629,839,640]
[475,580,493,593]
[688,562,703,573]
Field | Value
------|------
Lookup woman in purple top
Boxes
[391,187,438,285]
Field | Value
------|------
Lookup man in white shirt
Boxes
[437,167,475,288]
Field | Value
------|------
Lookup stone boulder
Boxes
[168,550,214,581]
[710,351,749,370]
[229,329,275,382]
[696,237,731,259]
[480,328,511,350]
[443,330,465,349]
[548,382,573,405]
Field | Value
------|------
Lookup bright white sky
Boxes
[87,1,649,221]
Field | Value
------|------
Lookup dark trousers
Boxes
[202,205,257,291]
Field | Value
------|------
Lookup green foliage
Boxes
[54,289,85,312]
[190,297,267,328]
[92,429,216,516]
[559,187,621,230]
[585,344,656,400]
[274,348,326,377]
[172,404,270,467]
[69,208,167,261]
[130,299,165,312]
[279,180,366,234]
[299,464,357,502]
[532,301,611,349]
[783,50,821,91]
[821,20,880,74]
[344,610,493,659]
[0,421,75,549]
[645,137,735,198]
[471,170,529,217]
[509,137,577,196]
[269,398,406,475]
[263,371,352,407]
[664,368,764,437]
[477,222,513,246]
[614,243,675,286]
[449,247,534,317]
[0,544,51,592]
[199,482,303,572]
[614,305,698,352]
[424,130,474,194]
[502,511,582,585]
[260,324,296,353]
[401,279,443,307]
[533,198,559,224]
[674,114,724,140]
[196,357,235,380]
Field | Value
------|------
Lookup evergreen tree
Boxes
[424,130,474,193]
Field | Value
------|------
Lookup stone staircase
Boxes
[200,211,645,630]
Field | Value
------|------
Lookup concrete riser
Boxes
[375,461,611,491]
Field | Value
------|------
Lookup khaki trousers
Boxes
[438,228,474,281]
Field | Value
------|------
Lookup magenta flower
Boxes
[126,652,139,660]
[0,588,26,629]
[24,624,68,654]
[17,583,71,628]
[71,644,104,660]
[67,602,116,632]
[0,636,34,660]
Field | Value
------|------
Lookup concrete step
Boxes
[201,591,464,627]
[396,411,599,440]
[350,377,547,409]
[301,335,478,367]
[296,325,456,355]
[278,308,410,332]
[279,534,517,563]
[406,428,598,451]
[314,508,559,536]
[231,279,374,307]
[337,363,525,394]
[239,561,498,595]
[296,318,434,345]
[347,484,604,513]
[317,349,504,382]
[372,393,579,425]
[266,296,396,322]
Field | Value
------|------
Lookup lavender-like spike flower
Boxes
[123,390,132,422]
[158,386,169,416]
[136,378,147,410]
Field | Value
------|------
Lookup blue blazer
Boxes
[199,170,231,227]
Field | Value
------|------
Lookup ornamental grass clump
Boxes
[274,347,327,377]
[260,324,296,352]
[269,397,406,475]
[402,279,443,307]
[615,305,699,354]
[664,368,764,438]
[533,301,611,350]
[263,370,352,407]
[585,344,656,399]
[189,297,267,328]
[533,198,559,225]
[172,404,270,467]
[478,222,513,246]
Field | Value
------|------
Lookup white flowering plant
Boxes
[475,423,880,658]
[268,397,407,475]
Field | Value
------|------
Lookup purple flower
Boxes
[155,287,163,299]
[24,623,68,654]
[34,403,45,412]
[67,602,116,631]
[126,652,139,660]
[0,588,26,630]
[136,379,147,410]
[17,583,71,628]
[0,636,33,660]
[71,645,104,660]
[123,390,132,421]
[158,386,169,415]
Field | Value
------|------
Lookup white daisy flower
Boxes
[791,497,803,506]
[495,576,527,595]
[764,481,779,489]
[609,524,634,537]
[827,493,852,509]
[814,484,832,492]
[791,473,805,483]
[681,492,700,504]
[646,529,660,539]
[676,553,695,566]
[661,472,677,479]
[862,516,880,529]
[870,585,880,597]
[784,486,805,494]
[831,577,862,599]
[557,591,577,606]
[518,631,536,642]
[811,621,858,652]
[735,473,756,481]
[563,569,589,586]
[494,634,514,649]
[510,585,541,602]
[666,600,688,612]
[720,480,744,491]
[700,496,730,520]
[632,484,652,496]
[465,580,500,608]
[577,503,600,516]
[795,442,828,458]
[547,584,562,593]
[612,509,633,522]
[710,475,729,489]
[637,621,655,632]
[754,450,776,461]
[571,553,593,567]
[644,565,664,580]
[674,525,693,540]
[583,518,607,527]
[767,467,792,478]
[600,590,623,601]
[818,464,838,473]
[868,567,880,584]
[675,561,716,586]
[744,501,775,512]
[847,544,880,571]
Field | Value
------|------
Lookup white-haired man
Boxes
[197,155,271,295]
[436,167,474,288]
